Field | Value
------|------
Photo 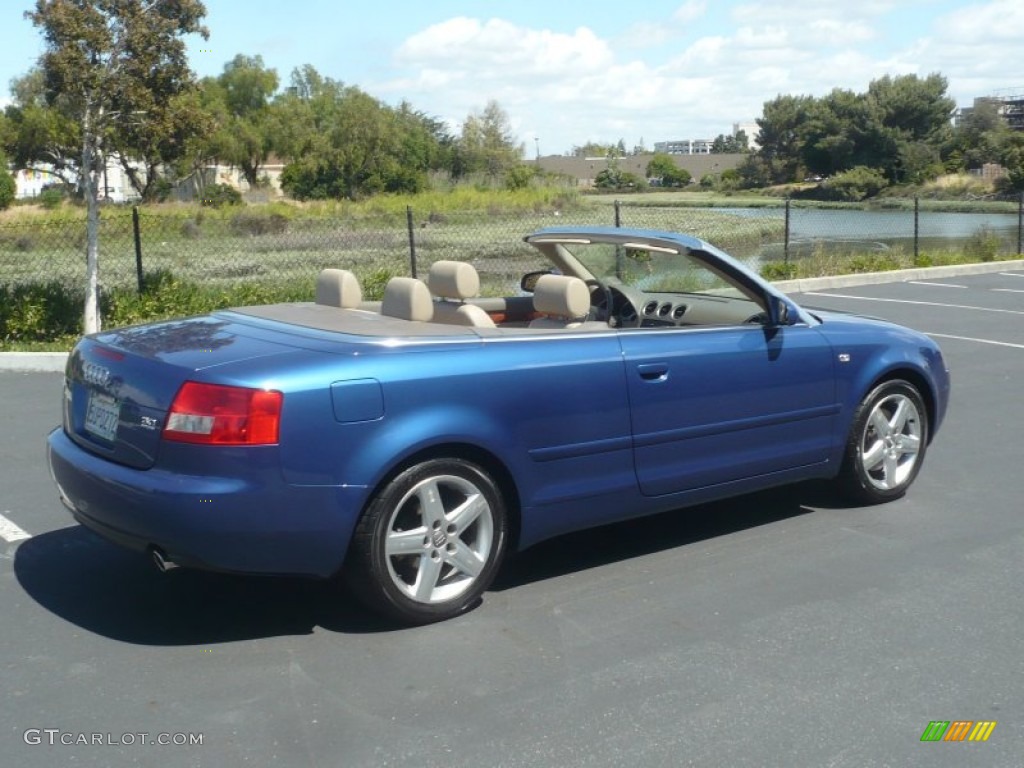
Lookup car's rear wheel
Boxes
[345,458,508,624]
[838,379,928,504]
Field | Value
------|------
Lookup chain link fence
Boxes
[2,196,1022,300]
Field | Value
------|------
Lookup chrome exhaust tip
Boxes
[151,547,179,572]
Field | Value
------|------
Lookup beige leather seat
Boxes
[381,277,433,322]
[426,261,496,328]
[528,274,607,330]
[315,269,362,308]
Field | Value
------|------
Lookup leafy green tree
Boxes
[453,100,522,180]
[0,151,16,210]
[24,0,208,333]
[999,132,1024,191]
[203,54,279,187]
[571,141,620,159]
[3,70,81,190]
[946,99,1011,172]
[756,94,816,183]
[755,74,955,189]
[867,73,955,182]
[645,153,691,187]
[711,131,749,153]
[275,68,447,199]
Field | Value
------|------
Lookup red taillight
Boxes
[163,382,282,445]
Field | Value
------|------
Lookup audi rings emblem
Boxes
[82,362,112,388]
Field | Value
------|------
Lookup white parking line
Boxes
[999,273,1024,278]
[925,333,1024,350]
[0,512,32,543]
[908,281,966,288]
[992,288,1024,294]
[802,292,1024,316]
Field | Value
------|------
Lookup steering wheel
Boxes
[584,278,615,324]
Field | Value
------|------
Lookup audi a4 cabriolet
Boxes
[47,226,950,623]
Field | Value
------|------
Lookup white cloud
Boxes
[673,0,708,24]
[396,18,613,78]
[379,1,1024,155]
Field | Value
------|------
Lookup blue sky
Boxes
[2,1,1022,155]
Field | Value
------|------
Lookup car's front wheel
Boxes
[345,458,508,624]
[838,379,928,504]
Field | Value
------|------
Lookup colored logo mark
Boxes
[920,720,997,742]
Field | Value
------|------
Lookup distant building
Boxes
[535,153,745,187]
[732,122,761,150]
[654,122,760,156]
[653,139,713,155]
[954,89,1024,131]
[11,159,143,203]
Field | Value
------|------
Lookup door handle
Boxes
[637,362,669,381]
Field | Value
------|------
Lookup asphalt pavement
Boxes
[2,264,1022,767]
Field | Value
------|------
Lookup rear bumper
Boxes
[46,427,365,578]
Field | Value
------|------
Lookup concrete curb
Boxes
[771,258,1024,294]
[0,352,69,372]
[2,259,1022,373]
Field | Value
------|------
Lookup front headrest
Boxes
[532,274,590,319]
[381,277,434,322]
[428,261,480,300]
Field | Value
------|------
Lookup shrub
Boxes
[361,267,396,301]
[760,261,798,280]
[200,183,243,208]
[964,225,1002,262]
[180,219,201,239]
[0,281,82,341]
[39,186,65,210]
[230,211,289,236]
[505,164,536,191]
[821,166,889,202]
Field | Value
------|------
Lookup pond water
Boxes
[716,207,1022,260]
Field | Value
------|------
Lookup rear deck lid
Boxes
[63,315,302,469]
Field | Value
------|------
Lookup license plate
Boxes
[84,392,120,442]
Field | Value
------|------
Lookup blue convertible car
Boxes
[47,227,950,623]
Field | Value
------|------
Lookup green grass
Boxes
[759,243,1016,281]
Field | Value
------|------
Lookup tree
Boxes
[711,131,749,153]
[0,151,16,210]
[453,100,522,181]
[999,132,1024,192]
[3,70,82,191]
[203,54,279,187]
[756,94,816,183]
[275,68,447,200]
[25,0,208,333]
[946,99,1010,171]
[754,74,955,189]
[645,153,691,187]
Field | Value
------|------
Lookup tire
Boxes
[345,458,509,624]
[838,379,928,504]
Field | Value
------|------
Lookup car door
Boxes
[620,323,837,497]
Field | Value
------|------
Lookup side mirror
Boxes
[771,296,797,326]
[520,270,554,293]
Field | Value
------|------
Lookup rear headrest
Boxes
[315,269,362,308]
[532,274,590,319]
[428,261,480,300]
[381,277,433,322]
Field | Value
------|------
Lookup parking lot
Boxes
[2,267,1022,767]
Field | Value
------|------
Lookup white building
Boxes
[11,158,143,203]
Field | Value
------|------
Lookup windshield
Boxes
[561,242,748,298]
